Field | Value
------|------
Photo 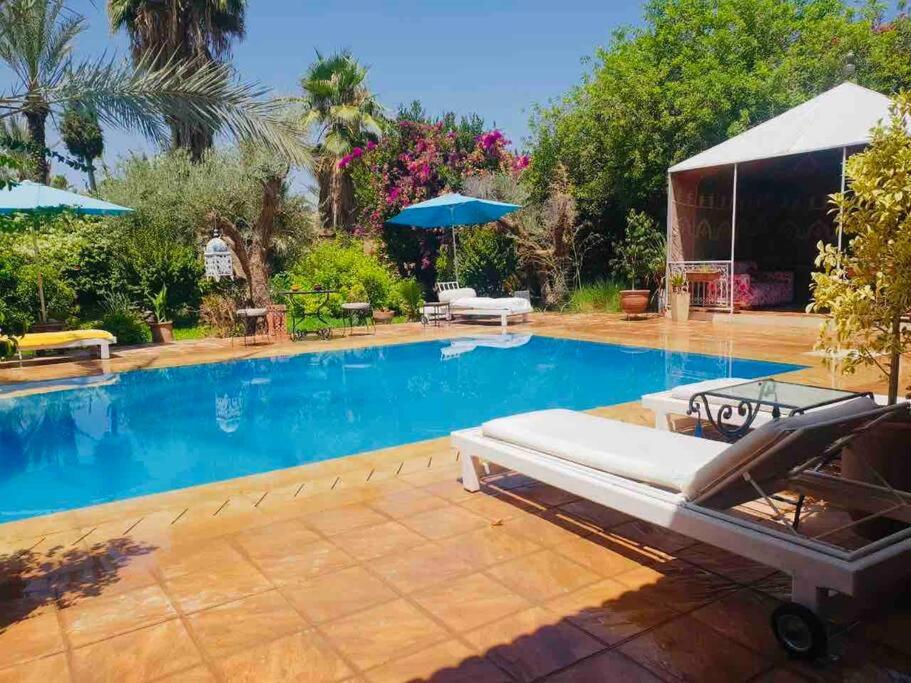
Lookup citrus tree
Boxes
[809,92,911,404]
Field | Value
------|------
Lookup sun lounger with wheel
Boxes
[435,282,531,329]
[7,329,116,360]
[452,398,911,659]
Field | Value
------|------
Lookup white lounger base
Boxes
[450,309,529,329]
[18,337,113,361]
[453,426,911,614]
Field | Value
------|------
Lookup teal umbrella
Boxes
[386,193,521,280]
[0,181,133,215]
[0,181,133,322]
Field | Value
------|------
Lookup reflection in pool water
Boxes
[0,335,803,521]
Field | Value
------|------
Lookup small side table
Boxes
[687,378,873,442]
[342,302,374,335]
[421,301,450,327]
[236,307,268,345]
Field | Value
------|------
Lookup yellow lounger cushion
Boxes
[12,329,115,350]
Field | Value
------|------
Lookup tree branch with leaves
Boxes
[809,92,911,404]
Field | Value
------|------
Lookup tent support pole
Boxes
[837,146,846,253]
[729,163,738,315]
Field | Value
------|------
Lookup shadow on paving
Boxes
[406,482,911,682]
[0,536,157,630]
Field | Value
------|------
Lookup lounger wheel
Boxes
[771,602,828,660]
[421,314,429,326]
[317,327,331,340]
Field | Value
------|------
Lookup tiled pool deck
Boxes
[1,314,910,681]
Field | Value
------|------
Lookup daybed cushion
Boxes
[450,296,532,313]
[482,409,727,495]
[437,287,477,304]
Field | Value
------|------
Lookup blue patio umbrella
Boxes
[0,181,133,321]
[0,180,133,215]
[386,193,521,280]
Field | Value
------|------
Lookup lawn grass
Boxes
[566,280,624,313]
[173,324,210,341]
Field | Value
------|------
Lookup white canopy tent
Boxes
[667,82,892,311]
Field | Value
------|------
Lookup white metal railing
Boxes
[667,260,733,311]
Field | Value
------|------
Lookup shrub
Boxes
[285,239,400,316]
[396,279,424,320]
[436,226,519,296]
[94,293,150,345]
[567,280,623,313]
[14,262,78,324]
[199,293,240,338]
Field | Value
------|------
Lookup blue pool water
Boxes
[0,335,803,521]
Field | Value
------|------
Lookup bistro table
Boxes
[279,289,338,341]
[687,378,873,442]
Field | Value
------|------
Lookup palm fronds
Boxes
[57,53,308,164]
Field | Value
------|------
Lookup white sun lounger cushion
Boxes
[482,398,881,502]
[481,409,728,495]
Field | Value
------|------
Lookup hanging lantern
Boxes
[204,230,234,280]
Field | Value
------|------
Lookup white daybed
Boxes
[436,282,531,329]
[452,398,911,659]
[642,378,888,431]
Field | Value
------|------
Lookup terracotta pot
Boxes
[372,309,394,324]
[149,321,174,344]
[841,420,911,539]
[619,290,650,317]
[669,290,690,322]
[686,271,721,284]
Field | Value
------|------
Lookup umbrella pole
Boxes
[452,226,459,283]
[31,221,47,323]
[37,273,47,324]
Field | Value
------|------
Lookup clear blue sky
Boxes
[5,1,647,189]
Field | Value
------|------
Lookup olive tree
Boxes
[809,92,911,404]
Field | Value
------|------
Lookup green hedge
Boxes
[278,239,402,317]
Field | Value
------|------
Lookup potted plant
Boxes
[668,272,690,322]
[809,93,911,537]
[611,210,666,318]
[147,285,174,344]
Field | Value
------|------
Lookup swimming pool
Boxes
[0,335,803,521]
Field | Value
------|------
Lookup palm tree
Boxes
[0,0,306,182]
[0,0,83,182]
[297,51,384,232]
[109,0,246,160]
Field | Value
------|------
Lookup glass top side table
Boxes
[687,378,873,441]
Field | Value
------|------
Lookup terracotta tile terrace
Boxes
[1,313,909,681]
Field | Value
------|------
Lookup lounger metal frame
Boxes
[453,405,911,615]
